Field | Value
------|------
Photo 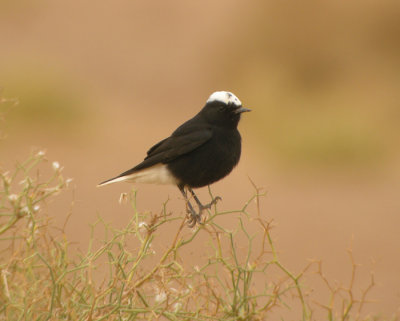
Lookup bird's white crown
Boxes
[206,91,242,107]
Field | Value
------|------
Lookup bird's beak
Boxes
[235,107,251,114]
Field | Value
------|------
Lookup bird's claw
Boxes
[186,196,221,227]
[186,210,203,228]
[184,203,204,227]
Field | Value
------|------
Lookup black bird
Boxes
[98,91,250,226]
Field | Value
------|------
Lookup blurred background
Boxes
[1,0,399,317]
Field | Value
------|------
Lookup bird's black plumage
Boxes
[98,91,250,226]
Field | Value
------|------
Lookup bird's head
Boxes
[201,91,251,128]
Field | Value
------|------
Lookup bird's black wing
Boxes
[145,115,206,158]
[145,137,169,157]
[117,126,213,177]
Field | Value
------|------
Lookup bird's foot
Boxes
[186,208,203,228]
[184,198,204,228]
[186,196,222,227]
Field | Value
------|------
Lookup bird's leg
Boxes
[189,188,221,212]
[179,185,201,227]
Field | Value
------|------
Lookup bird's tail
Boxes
[97,164,178,187]
[97,175,129,187]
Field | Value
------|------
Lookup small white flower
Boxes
[2,172,11,185]
[33,205,40,212]
[65,178,73,187]
[52,161,60,171]
[173,302,182,312]
[8,194,18,202]
[21,206,30,214]
[138,221,148,232]
[118,193,128,205]
[155,291,167,303]
[194,265,200,272]
[36,150,46,157]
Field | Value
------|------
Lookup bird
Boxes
[98,91,250,227]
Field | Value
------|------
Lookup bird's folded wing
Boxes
[146,129,212,159]
[118,128,213,177]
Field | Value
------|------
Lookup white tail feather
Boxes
[97,164,178,187]
[97,175,129,187]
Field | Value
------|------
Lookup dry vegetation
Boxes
[0,99,385,321]
[0,153,382,321]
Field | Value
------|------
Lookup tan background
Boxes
[1,0,400,318]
